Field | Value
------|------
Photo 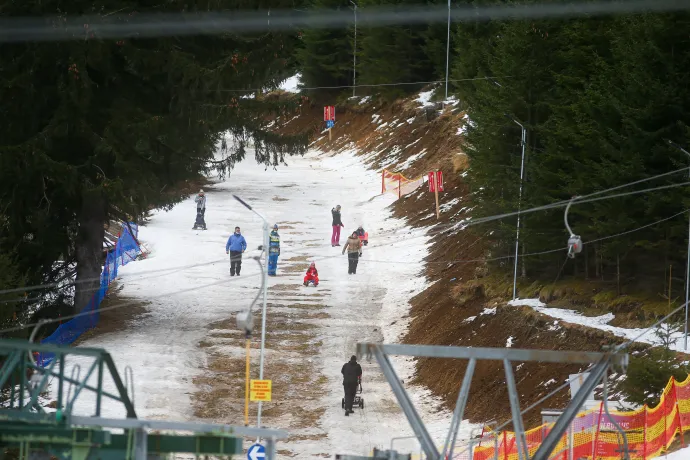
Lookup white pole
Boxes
[257,220,269,427]
[667,142,690,350]
[512,121,526,300]
[444,0,450,101]
[232,195,270,429]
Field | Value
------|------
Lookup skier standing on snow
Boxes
[303,262,319,286]
[268,224,280,276]
[226,226,247,276]
[331,205,344,247]
[342,231,363,274]
[341,355,362,416]
[193,189,207,230]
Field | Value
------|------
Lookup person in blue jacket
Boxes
[268,224,280,276]
[226,226,247,276]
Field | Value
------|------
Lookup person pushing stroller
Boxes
[341,355,362,416]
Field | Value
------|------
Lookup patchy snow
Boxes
[509,298,688,352]
[481,307,497,316]
[406,117,415,124]
[463,316,477,323]
[457,114,475,135]
[375,122,389,131]
[398,150,426,170]
[279,73,301,93]
[439,197,461,213]
[416,90,436,107]
[665,445,690,459]
[51,147,476,457]
[372,114,382,124]
[506,336,514,348]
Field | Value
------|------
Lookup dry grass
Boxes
[272,196,289,202]
[270,284,300,292]
[282,263,310,274]
[284,255,310,262]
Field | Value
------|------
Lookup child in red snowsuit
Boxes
[303,262,319,286]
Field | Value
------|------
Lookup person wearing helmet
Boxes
[268,224,280,276]
[303,262,319,286]
[193,189,207,230]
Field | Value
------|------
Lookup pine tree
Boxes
[296,0,355,98]
[0,0,308,320]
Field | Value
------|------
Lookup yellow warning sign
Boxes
[250,379,272,402]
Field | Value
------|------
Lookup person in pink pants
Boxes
[331,205,344,246]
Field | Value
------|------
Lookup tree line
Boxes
[298,1,690,310]
[0,0,308,334]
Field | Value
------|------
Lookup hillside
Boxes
[266,88,668,429]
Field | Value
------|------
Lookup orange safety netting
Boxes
[470,375,690,460]
[381,169,424,198]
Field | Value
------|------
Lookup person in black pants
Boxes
[341,355,362,416]
[225,227,247,276]
[342,232,363,274]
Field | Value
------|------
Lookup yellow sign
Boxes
[250,379,272,402]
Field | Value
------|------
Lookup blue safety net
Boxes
[37,223,141,366]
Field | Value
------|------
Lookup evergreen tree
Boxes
[296,0,355,98]
[0,0,308,323]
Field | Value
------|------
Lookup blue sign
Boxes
[248,443,266,460]
[326,120,335,129]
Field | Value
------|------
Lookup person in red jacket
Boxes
[303,262,319,286]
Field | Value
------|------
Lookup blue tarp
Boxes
[37,223,141,366]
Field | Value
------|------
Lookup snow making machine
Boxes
[341,378,364,410]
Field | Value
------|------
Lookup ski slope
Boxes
[52,148,475,458]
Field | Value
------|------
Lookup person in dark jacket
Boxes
[331,205,344,247]
[193,189,207,230]
[225,227,247,276]
[342,232,363,274]
[341,355,362,415]
[268,224,280,276]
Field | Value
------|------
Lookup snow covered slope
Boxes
[52,148,475,458]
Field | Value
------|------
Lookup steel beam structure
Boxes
[357,343,628,460]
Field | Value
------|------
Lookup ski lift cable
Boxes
[2,174,688,302]
[3,207,688,333]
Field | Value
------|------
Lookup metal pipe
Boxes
[505,116,526,300]
[233,195,270,430]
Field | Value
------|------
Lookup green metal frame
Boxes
[0,339,136,422]
[0,423,242,459]
[0,339,284,459]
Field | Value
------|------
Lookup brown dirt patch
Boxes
[272,196,289,202]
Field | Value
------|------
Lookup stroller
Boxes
[192,209,206,230]
[341,378,364,410]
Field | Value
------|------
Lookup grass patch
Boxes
[272,196,289,202]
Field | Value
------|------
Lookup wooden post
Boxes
[398,176,401,199]
[381,170,385,194]
[328,127,332,141]
[434,170,440,219]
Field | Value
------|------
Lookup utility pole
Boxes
[666,140,690,350]
[350,0,357,98]
[444,0,451,101]
[506,114,526,300]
